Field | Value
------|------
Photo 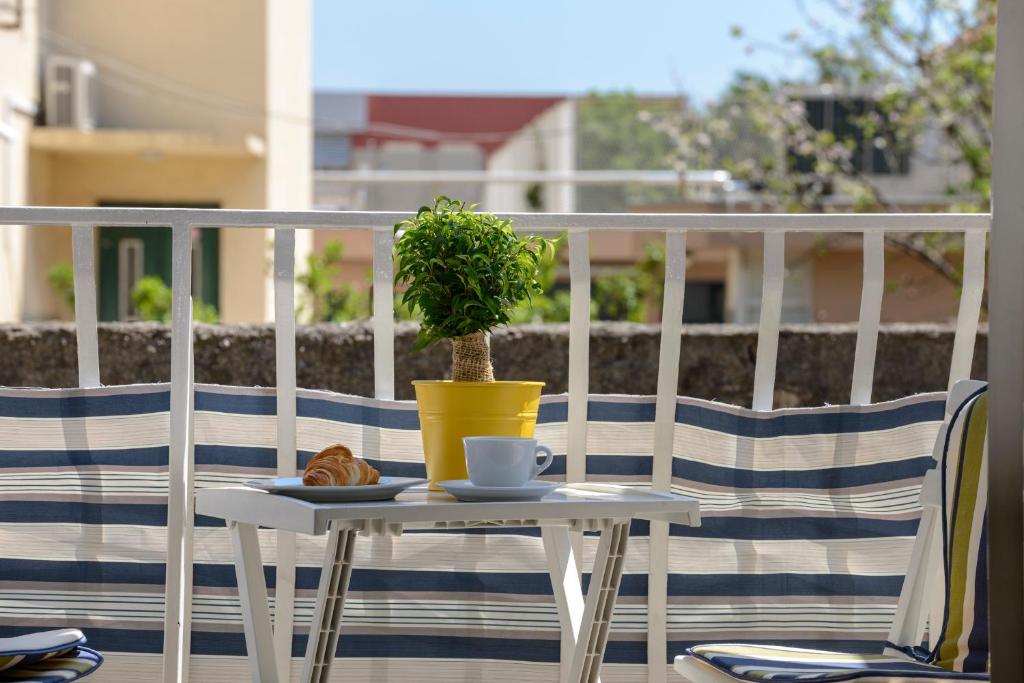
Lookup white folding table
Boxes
[195,483,700,683]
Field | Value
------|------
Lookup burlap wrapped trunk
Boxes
[451,331,494,382]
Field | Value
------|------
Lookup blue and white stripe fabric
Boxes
[191,385,576,681]
[685,644,987,681]
[668,393,945,652]
[678,386,990,682]
[190,386,944,681]
[0,382,946,682]
[0,645,103,682]
[0,385,167,675]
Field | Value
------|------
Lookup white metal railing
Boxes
[0,206,991,683]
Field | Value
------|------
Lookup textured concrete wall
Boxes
[0,322,986,407]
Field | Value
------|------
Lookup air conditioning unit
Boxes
[44,55,97,129]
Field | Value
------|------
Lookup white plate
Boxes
[245,476,427,503]
[436,479,560,502]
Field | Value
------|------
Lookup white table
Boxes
[195,483,700,683]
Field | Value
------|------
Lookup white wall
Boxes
[864,124,972,205]
[484,99,575,212]
[265,0,313,320]
[350,142,485,210]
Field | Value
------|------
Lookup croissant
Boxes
[303,444,380,486]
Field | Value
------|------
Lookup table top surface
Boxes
[195,483,701,535]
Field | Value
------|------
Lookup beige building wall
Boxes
[40,0,268,143]
[813,249,960,323]
[25,152,267,320]
[5,0,313,323]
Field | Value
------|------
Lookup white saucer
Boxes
[436,479,560,502]
[246,476,427,503]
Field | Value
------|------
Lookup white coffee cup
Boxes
[463,437,554,487]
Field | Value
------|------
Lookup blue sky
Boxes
[313,1,827,105]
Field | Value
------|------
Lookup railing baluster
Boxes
[164,221,194,683]
[752,232,786,411]
[567,230,590,484]
[71,223,100,388]
[948,230,987,389]
[373,228,395,401]
[648,230,687,682]
[273,228,298,681]
[563,228,591,680]
[370,220,397,683]
[850,232,885,404]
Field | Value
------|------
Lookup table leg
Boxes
[543,526,585,683]
[229,521,280,683]
[301,524,358,683]
[544,520,630,683]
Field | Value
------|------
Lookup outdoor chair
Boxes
[0,628,102,682]
[674,379,990,682]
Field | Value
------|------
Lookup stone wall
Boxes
[0,322,986,407]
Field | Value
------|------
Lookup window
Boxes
[795,97,910,177]
[683,283,726,323]
[314,133,352,170]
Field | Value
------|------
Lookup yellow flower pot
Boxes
[413,380,544,490]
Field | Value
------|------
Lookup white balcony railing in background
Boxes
[0,207,991,683]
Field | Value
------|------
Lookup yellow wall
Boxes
[25,152,269,320]
[6,0,313,323]
[40,0,268,142]
[0,2,39,321]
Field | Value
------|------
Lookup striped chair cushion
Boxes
[686,644,988,681]
[0,628,87,672]
[0,646,103,682]
[0,384,169,675]
[929,386,988,672]
[191,386,945,682]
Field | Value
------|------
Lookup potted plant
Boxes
[395,197,553,488]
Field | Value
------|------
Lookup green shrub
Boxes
[297,240,368,322]
[132,276,219,323]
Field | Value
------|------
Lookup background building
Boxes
[0,0,311,323]
[0,3,969,328]
[312,90,968,325]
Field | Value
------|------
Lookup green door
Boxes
[98,224,220,322]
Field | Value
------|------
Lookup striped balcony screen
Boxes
[189,386,944,682]
[0,384,170,677]
[667,392,946,653]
